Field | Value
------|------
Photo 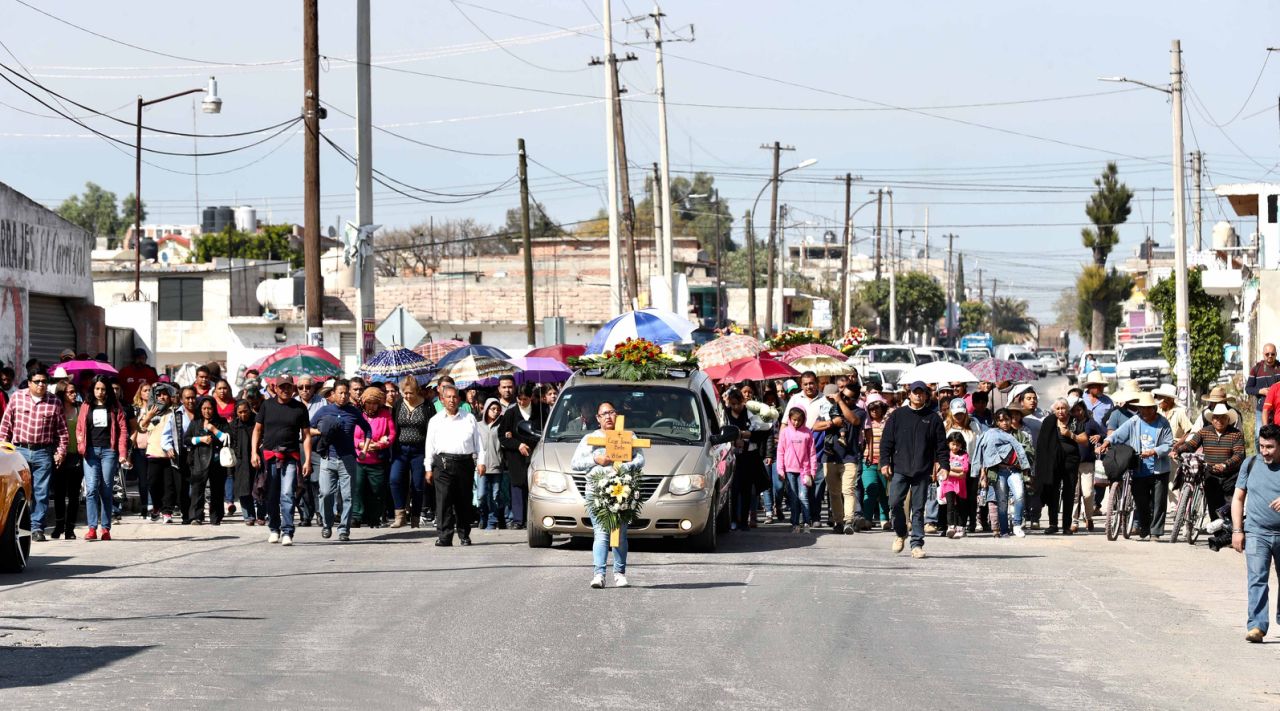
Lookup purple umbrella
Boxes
[506,357,572,384]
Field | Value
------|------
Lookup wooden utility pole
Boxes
[746,209,757,334]
[873,188,884,282]
[945,233,957,340]
[977,267,984,302]
[840,173,852,331]
[762,141,794,333]
[591,53,639,307]
[1191,150,1204,252]
[518,138,535,346]
[303,0,322,344]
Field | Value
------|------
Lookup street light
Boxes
[1099,39,1191,409]
[842,196,879,330]
[747,158,817,335]
[686,190,725,328]
[133,76,223,300]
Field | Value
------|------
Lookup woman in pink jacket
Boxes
[775,407,818,533]
[76,375,129,541]
[353,386,397,528]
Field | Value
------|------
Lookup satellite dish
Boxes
[159,251,171,265]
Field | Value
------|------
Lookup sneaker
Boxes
[268,531,280,544]
[881,521,893,531]
[321,527,332,539]
[338,532,350,542]
[280,534,293,547]
[1139,535,1150,542]
[892,536,905,554]
[730,522,738,531]
[842,523,855,535]
[801,524,810,534]
[162,513,173,524]
[924,523,939,534]
[911,547,926,559]
[954,528,965,539]
[84,528,98,542]
[946,526,956,539]
[790,525,799,533]
[227,503,237,516]
[764,514,774,525]
[1013,525,1026,538]
[1246,628,1265,643]
[100,528,111,541]
[614,573,629,588]
[150,512,161,522]
[590,574,605,589]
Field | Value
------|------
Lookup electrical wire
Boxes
[319,130,517,204]
[449,0,588,74]
[10,0,298,67]
[318,99,515,157]
[322,55,601,101]
[1196,50,1273,128]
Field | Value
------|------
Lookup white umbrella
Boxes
[896,360,980,385]
[585,308,697,354]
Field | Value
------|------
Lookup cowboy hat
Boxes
[1208,402,1240,427]
[1132,392,1157,409]
[1201,386,1233,404]
[1151,383,1178,401]
[1083,371,1109,386]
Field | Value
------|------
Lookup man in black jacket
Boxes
[880,380,948,558]
[498,383,544,530]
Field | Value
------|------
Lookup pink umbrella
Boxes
[703,352,776,381]
[966,358,1038,383]
[50,359,118,377]
[720,356,800,384]
[780,343,845,363]
[696,334,765,370]
[526,344,586,364]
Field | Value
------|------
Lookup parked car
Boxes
[1116,342,1171,390]
[0,443,33,573]
[1069,350,1117,385]
[1011,350,1046,375]
[852,345,917,388]
[1034,348,1063,374]
[526,370,739,552]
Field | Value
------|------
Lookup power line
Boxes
[448,0,588,74]
[318,99,514,157]
[319,130,517,204]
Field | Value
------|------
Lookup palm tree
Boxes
[990,297,1037,344]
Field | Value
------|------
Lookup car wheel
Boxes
[527,521,552,548]
[715,492,732,534]
[0,491,31,574]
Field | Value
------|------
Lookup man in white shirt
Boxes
[425,384,486,546]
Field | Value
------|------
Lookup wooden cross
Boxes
[587,416,651,462]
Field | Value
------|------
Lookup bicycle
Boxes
[1104,468,1134,542]
[1169,452,1208,545]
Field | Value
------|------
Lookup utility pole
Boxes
[518,138,535,346]
[945,233,957,341]
[354,0,374,361]
[650,4,679,312]
[923,208,930,266]
[841,173,852,331]
[712,188,722,328]
[1191,149,1204,252]
[652,162,662,272]
[763,141,793,333]
[592,53,640,307]
[746,209,757,334]
[992,278,999,301]
[977,267,985,302]
[303,0,322,345]
[599,0,622,317]
[887,188,897,342]
[777,204,788,330]
[1170,39,1191,409]
[872,188,883,282]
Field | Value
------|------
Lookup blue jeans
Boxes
[925,482,940,524]
[318,454,355,534]
[1246,531,1280,634]
[810,465,826,523]
[265,457,298,536]
[17,446,54,532]
[82,446,118,531]
[762,461,784,515]
[389,443,425,513]
[786,472,812,525]
[478,474,505,529]
[888,472,929,548]
[224,476,234,506]
[589,511,627,575]
[995,467,1025,533]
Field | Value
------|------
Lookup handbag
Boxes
[1092,460,1109,486]
[219,445,237,469]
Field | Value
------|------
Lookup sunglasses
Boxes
[30,379,48,385]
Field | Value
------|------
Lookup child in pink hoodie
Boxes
[775,407,818,533]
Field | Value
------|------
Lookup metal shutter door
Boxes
[27,294,77,365]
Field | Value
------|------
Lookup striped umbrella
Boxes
[356,345,435,385]
[249,344,339,373]
[260,354,343,383]
[780,343,845,363]
[586,308,697,354]
[696,334,764,370]
[435,344,511,370]
[429,355,520,389]
[966,358,1038,383]
[414,339,467,364]
[787,354,857,377]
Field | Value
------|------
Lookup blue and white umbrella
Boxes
[586,308,698,354]
[355,345,435,386]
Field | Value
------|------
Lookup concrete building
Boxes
[0,181,103,368]
[1213,182,1280,369]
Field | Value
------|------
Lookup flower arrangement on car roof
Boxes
[836,327,869,356]
[766,329,824,351]
[567,338,694,382]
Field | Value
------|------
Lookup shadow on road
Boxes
[0,609,262,623]
[644,581,748,590]
[0,561,112,587]
[0,645,152,689]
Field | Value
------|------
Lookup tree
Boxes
[859,272,946,337]
[958,300,989,335]
[374,218,499,276]
[193,224,304,268]
[1075,265,1133,348]
[990,296,1037,344]
[1079,162,1133,348]
[1147,268,1226,392]
[1053,287,1079,331]
[503,201,562,242]
[719,209,766,288]
[121,192,147,230]
[57,182,121,239]
[954,254,967,301]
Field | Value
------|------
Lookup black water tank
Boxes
[140,237,159,262]
[213,206,234,233]
[201,206,217,233]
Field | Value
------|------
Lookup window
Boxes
[1268,194,1278,224]
[158,277,203,321]
[544,385,704,445]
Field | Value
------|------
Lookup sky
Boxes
[3,0,1279,322]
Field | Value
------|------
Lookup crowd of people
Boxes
[0,347,555,548]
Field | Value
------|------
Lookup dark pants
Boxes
[1150,473,1170,536]
[1132,475,1158,535]
[390,443,426,514]
[353,462,387,527]
[147,458,167,516]
[510,484,527,526]
[731,452,762,526]
[963,476,983,529]
[189,464,227,524]
[160,458,191,521]
[131,449,150,513]
[946,491,963,528]
[51,453,82,533]
[1043,470,1075,530]
[434,455,475,543]
[1205,475,1234,522]
[297,477,318,526]
[888,472,929,549]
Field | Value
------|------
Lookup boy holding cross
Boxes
[570,401,648,589]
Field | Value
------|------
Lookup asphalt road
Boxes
[2,511,1278,710]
